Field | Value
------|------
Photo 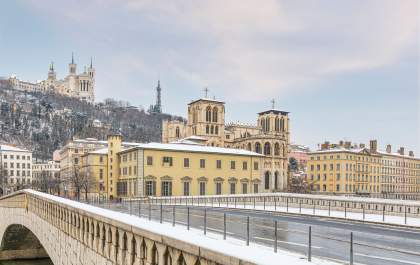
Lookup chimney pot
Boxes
[409,151,414,157]
[399,147,405,156]
[369,140,377,153]
[386,144,391,153]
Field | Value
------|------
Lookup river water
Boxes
[0,259,53,265]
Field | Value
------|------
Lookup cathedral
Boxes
[162,93,290,192]
[8,53,95,103]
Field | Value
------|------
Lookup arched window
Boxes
[274,143,280,156]
[210,125,214,134]
[264,171,270,190]
[274,171,279,190]
[282,143,286,157]
[261,118,265,131]
[275,117,280,132]
[255,142,262,154]
[264,142,271,155]
[206,125,209,134]
[175,127,180,138]
[215,126,218,135]
[193,110,197,123]
[247,143,252,151]
[265,118,270,132]
[280,117,284,132]
[212,107,218,122]
[206,106,212,122]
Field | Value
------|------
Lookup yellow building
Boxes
[307,140,382,194]
[83,134,264,199]
[162,96,290,192]
[307,140,420,199]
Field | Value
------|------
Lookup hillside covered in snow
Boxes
[0,84,184,160]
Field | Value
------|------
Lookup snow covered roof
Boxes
[185,135,207,141]
[309,147,373,155]
[124,142,264,157]
[188,98,225,105]
[377,150,420,160]
[0,144,30,153]
[88,148,109,155]
[258,109,289,115]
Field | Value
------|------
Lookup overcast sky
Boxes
[0,0,418,153]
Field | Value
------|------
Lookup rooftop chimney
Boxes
[398,147,405,156]
[339,140,344,146]
[409,151,414,157]
[369,140,377,153]
[359,143,365,148]
[386,144,391,153]
[344,141,351,149]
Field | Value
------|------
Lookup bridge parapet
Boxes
[0,190,262,265]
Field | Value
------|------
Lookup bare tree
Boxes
[70,165,84,201]
[81,169,97,202]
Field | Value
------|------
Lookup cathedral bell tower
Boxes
[187,89,225,146]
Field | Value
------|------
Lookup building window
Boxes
[230,161,236,170]
[183,182,190,196]
[163,157,173,166]
[216,160,222,169]
[199,182,206,195]
[175,127,180,138]
[212,107,218,122]
[184,158,190,168]
[117,182,128,196]
[147,156,153,165]
[206,106,211,122]
[99,169,103,180]
[255,143,262,154]
[242,183,248,194]
[336,173,340,181]
[264,142,271,155]
[230,183,236,194]
[254,162,259,170]
[336,184,340,192]
[264,172,270,189]
[162,181,172,196]
[200,159,206,168]
[242,162,248,170]
[254,183,259,193]
[145,181,156,196]
[216,182,222,195]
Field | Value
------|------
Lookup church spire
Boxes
[49,61,54,72]
[71,52,74,64]
[90,56,93,68]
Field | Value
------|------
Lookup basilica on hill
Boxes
[7,53,95,103]
[162,91,290,192]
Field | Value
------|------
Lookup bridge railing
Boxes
[92,198,420,265]
[142,193,420,223]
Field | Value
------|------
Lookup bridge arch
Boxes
[0,223,52,262]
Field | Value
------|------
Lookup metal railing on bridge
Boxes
[87,197,420,265]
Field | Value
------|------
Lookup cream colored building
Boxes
[82,134,264,199]
[0,144,33,195]
[162,97,290,192]
[378,145,420,200]
[32,160,60,190]
[8,54,95,103]
[57,137,137,197]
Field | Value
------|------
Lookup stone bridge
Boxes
[0,190,258,265]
